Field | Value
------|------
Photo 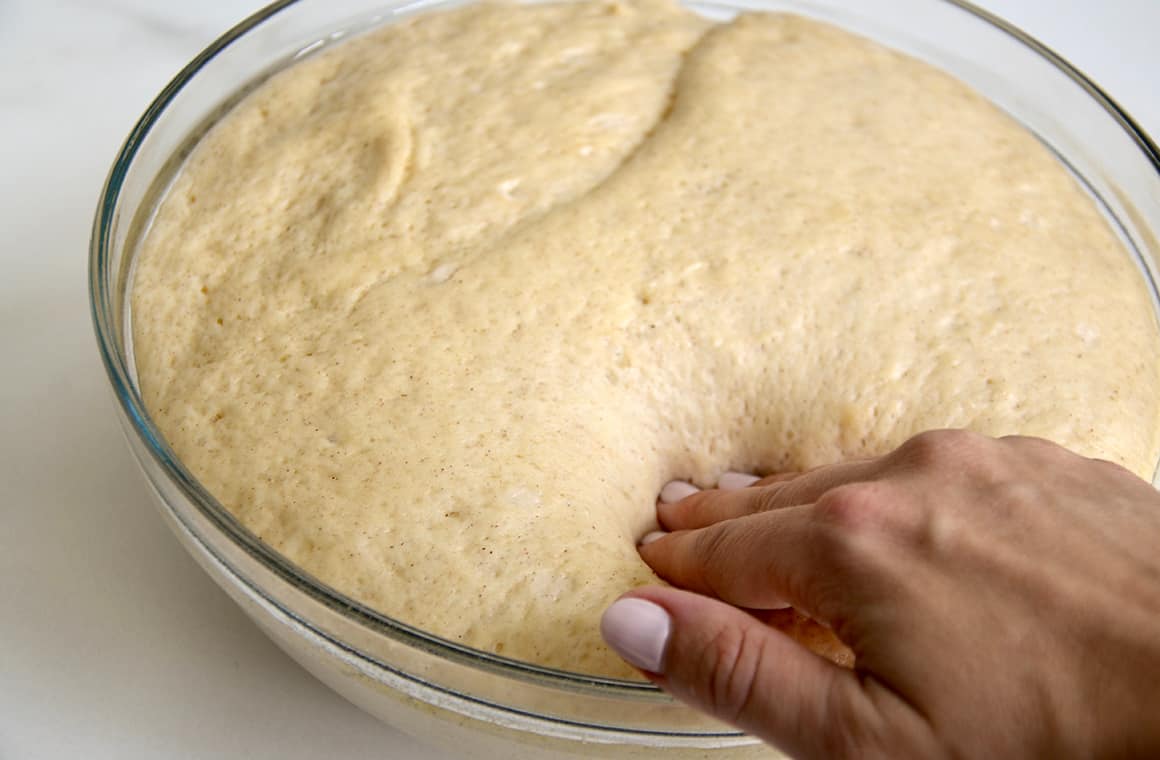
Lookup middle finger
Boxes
[658,457,883,531]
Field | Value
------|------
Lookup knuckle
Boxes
[693,523,734,564]
[989,478,1042,511]
[1088,456,1139,482]
[681,490,714,522]
[999,433,1060,453]
[895,428,983,470]
[1000,434,1076,470]
[701,624,770,725]
[755,471,799,487]
[751,482,793,513]
[975,477,1050,531]
[690,525,744,596]
[915,501,962,556]
[813,483,889,536]
[813,482,925,567]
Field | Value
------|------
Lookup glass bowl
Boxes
[90,0,1160,757]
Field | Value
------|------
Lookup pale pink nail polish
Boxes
[659,481,699,504]
[718,472,760,490]
[639,530,667,545]
[600,598,672,673]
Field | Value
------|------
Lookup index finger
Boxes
[659,457,882,532]
[641,505,838,620]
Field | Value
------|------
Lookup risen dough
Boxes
[132,0,1160,678]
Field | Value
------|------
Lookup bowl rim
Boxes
[89,0,1160,709]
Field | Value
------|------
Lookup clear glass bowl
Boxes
[90,1,1160,756]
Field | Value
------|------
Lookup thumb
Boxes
[600,587,886,759]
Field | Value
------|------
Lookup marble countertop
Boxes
[2,1,1157,758]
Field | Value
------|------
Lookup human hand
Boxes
[600,430,1160,758]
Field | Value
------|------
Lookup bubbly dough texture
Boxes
[133,0,1160,678]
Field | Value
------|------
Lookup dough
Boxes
[132,0,1160,679]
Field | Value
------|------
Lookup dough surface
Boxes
[132,0,1160,678]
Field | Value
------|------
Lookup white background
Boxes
[2,1,1157,757]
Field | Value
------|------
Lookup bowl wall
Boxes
[91,0,1160,756]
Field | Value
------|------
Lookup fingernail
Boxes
[718,472,760,490]
[659,481,699,503]
[600,598,672,673]
[639,530,667,545]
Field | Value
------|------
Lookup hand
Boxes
[600,430,1160,759]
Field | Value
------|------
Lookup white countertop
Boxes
[2,1,1157,758]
